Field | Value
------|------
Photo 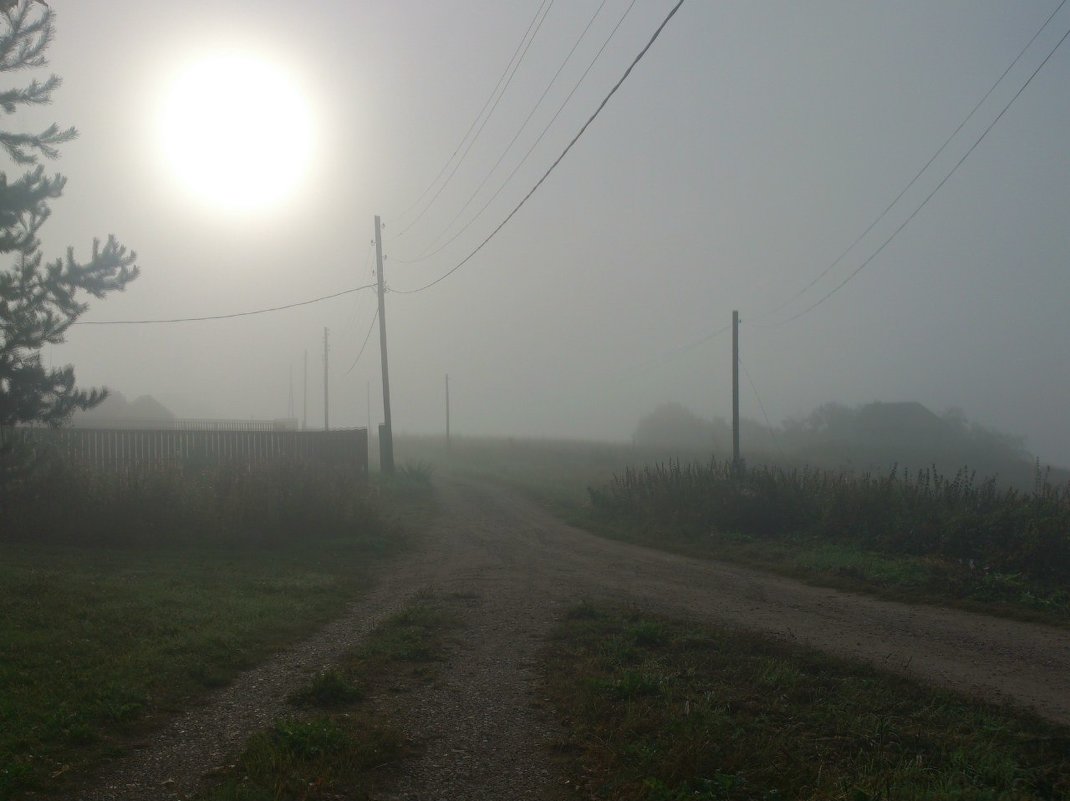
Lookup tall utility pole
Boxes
[732,310,740,468]
[445,373,451,451]
[366,380,371,436]
[323,327,330,431]
[302,350,308,431]
[374,215,395,473]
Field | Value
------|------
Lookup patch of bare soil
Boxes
[75,475,1070,800]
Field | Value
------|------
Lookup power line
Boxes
[394,0,555,238]
[602,322,731,387]
[739,355,788,460]
[394,0,639,267]
[759,0,1068,322]
[775,18,1070,327]
[391,0,687,295]
[74,283,379,325]
[394,0,612,262]
[344,307,379,376]
[739,356,773,433]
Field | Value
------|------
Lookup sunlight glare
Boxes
[159,52,315,214]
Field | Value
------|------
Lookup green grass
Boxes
[545,604,1070,801]
[202,717,405,801]
[583,519,1070,624]
[0,535,400,800]
[198,596,462,801]
[0,460,412,800]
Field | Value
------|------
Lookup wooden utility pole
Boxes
[366,380,371,436]
[302,350,308,431]
[445,373,451,451]
[732,310,740,468]
[323,327,330,431]
[374,215,395,473]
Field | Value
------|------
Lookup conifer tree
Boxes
[0,1,138,445]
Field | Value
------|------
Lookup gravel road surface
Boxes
[77,475,1070,800]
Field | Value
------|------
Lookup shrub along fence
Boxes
[19,426,369,475]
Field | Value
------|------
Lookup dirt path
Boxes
[79,475,1070,800]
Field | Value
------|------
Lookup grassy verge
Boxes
[544,604,1070,800]
[586,460,1070,624]
[0,464,420,800]
[197,596,462,801]
[577,514,1070,625]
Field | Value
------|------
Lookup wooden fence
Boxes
[66,418,300,432]
[22,426,368,474]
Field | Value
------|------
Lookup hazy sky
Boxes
[28,1,1070,464]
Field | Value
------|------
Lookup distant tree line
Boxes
[633,401,1055,489]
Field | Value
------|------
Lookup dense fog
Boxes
[29,1,1070,466]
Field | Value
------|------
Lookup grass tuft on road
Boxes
[544,604,1070,801]
[199,596,462,801]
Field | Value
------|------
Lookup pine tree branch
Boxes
[0,74,61,112]
[0,3,54,73]
[0,122,75,163]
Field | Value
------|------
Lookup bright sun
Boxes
[159,52,315,214]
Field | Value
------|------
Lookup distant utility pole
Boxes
[288,365,294,420]
[323,327,330,431]
[366,380,371,436]
[445,373,451,451]
[374,215,395,473]
[303,350,308,431]
[732,309,741,468]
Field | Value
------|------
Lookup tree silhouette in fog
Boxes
[0,1,137,444]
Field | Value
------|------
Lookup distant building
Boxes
[70,391,177,429]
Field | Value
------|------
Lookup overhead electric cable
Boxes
[394,0,640,266]
[395,0,555,238]
[396,0,611,261]
[627,323,731,380]
[739,355,787,459]
[344,308,379,376]
[391,0,552,223]
[739,357,773,434]
[775,19,1070,326]
[391,0,685,294]
[761,0,1068,322]
[75,283,379,325]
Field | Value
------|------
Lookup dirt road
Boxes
[437,477,1070,722]
[82,475,1070,800]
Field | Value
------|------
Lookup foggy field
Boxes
[397,435,1070,623]
[5,460,1070,799]
[0,463,409,800]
